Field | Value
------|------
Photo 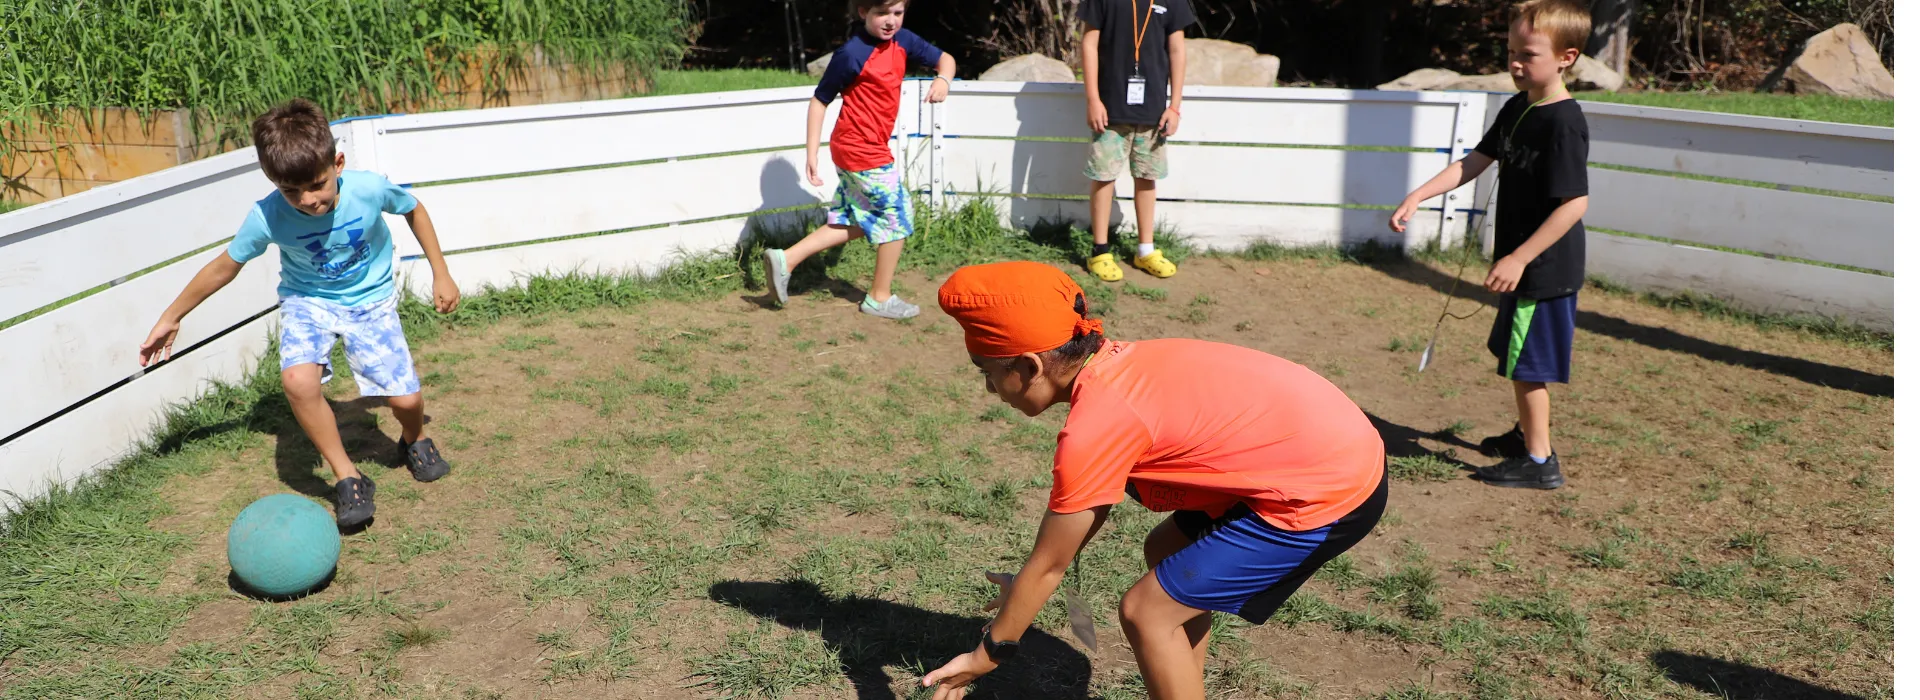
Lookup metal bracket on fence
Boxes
[1440,99,1473,248]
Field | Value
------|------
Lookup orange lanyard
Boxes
[1129,0,1152,70]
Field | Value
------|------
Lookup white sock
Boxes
[1138,243,1155,257]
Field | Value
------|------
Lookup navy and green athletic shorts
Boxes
[1143,464,1388,625]
[1487,292,1577,384]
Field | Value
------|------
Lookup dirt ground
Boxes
[6,255,1891,699]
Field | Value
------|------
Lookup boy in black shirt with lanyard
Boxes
[1392,0,1591,490]
[1078,0,1194,283]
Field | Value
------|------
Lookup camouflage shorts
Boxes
[1084,124,1169,181]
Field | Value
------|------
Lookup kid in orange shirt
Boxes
[920,261,1388,700]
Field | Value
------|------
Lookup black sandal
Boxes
[397,438,451,482]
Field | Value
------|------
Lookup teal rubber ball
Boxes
[227,494,341,598]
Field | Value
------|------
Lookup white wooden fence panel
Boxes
[397,217,762,298]
[373,87,838,185]
[1583,102,1893,196]
[0,314,275,508]
[940,84,1473,149]
[0,149,268,323]
[392,148,838,258]
[1588,232,1891,330]
[941,138,1453,207]
[1586,169,1892,272]
[987,196,1443,251]
[0,249,280,441]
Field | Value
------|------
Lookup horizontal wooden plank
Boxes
[940,139,1457,207]
[396,217,775,298]
[1588,232,1890,331]
[1586,169,1891,272]
[376,97,830,185]
[0,248,280,441]
[0,314,276,511]
[938,87,1473,149]
[392,148,840,258]
[1585,108,1893,196]
[373,84,924,186]
[969,196,1447,251]
[0,149,270,323]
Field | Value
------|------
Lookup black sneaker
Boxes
[1479,424,1528,459]
[1474,453,1565,490]
[397,437,451,482]
[334,476,376,527]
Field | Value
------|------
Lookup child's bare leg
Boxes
[1090,179,1117,245]
[1513,380,1552,458]
[870,239,904,301]
[1133,177,1158,247]
[388,392,427,443]
[1120,571,1209,700]
[1143,519,1214,669]
[782,223,861,271]
[281,364,359,482]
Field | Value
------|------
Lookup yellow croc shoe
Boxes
[1133,250,1178,278]
[1086,252,1125,282]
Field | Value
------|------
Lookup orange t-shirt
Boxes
[1050,339,1385,532]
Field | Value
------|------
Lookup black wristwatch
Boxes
[980,628,1020,663]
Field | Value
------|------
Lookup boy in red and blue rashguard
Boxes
[761,0,955,320]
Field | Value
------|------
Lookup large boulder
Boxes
[1565,55,1624,91]
[1443,73,1518,92]
[806,53,832,78]
[978,53,1078,83]
[1378,67,1463,91]
[1783,23,1893,99]
[1182,39,1280,87]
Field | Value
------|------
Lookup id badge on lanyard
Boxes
[1126,68,1147,106]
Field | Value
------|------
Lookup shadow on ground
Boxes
[710,579,1093,700]
[1651,651,1865,700]
[1372,258,1892,398]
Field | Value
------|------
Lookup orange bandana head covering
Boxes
[937,261,1105,357]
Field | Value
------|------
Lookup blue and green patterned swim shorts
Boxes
[828,163,914,245]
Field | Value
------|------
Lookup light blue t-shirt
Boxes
[227,170,417,307]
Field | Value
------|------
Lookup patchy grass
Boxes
[1579,91,1894,127]
[0,199,1890,698]
[642,68,816,96]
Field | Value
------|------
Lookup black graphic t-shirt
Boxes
[1474,93,1590,299]
[1078,0,1195,126]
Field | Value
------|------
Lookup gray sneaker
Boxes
[860,294,920,320]
[762,248,791,307]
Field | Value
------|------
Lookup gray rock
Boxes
[1182,39,1280,87]
[1566,55,1623,92]
[1783,23,1893,99]
[1377,68,1464,91]
[977,53,1078,83]
[1441,73,1518,92]
[806,53,832,79]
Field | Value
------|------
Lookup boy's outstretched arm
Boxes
[1485,195,1588,293]
[403,200,459,313]
[139,253,244,366]
[1390,151,1495,233]
[921,506,1110,698]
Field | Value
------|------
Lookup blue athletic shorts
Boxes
[1148,464,1388,624]
[1487,292,1577,384]
[279,294,421,397]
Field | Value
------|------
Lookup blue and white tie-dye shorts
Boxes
[278,294,421,397]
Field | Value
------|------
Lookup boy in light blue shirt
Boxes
[140,99,460,530]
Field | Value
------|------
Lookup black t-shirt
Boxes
[1474,93,1590,299]
[1078,0,1195,126]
